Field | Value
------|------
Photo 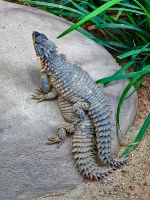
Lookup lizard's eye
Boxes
[34,31,40,37]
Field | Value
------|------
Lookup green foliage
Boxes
[57,0,122,38]
[120,113,150,157]
[20,0,150,71]
[20,0,150,156]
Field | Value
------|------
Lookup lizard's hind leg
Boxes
[73,102,89,125]
[47,122,74,146]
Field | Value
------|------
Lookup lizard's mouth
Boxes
[32,31,36,46]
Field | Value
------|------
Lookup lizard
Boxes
[32,31,127,176]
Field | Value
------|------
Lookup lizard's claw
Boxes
[46,135,62,147]
[31,89,45,102]
[40,66,47,73]
[35,88,43,94]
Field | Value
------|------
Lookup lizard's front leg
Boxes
[32,88,58,102]
[32,72,58,102]
[40,73,51,94]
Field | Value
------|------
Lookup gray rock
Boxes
[0,1,138,200]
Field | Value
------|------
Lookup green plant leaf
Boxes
[46,9,83,18]
[20,0,84,15]
[116,75,140,131]
[80,1,97,10]
[119,48,150,59]
[133,0,150,27]
[117,2,142,10]
[125,75,143,99]
[76,27,119,51]
[114,9,122,20]
[125,11,136,26]
[96,65,150,85]
[69,0,102,24]
[57,0,122,38]
[94,24,150,37]
[120,114,150,157]
[114,60,135,76]
[109,8,145,15]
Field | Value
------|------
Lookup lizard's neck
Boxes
[39,52,56,73]
[45,53,63,74]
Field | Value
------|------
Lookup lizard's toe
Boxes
[31,89,45,102]
[47,135,62,145]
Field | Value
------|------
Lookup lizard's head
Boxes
[32,31,57,60]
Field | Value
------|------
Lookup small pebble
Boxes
[129,185,135,190]
[143,182,148,186]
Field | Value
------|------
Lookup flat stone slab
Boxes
[0,1,138,200]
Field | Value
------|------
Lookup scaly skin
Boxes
[58,96,114,180]
[32,31,127,171]
[33,76,113,180]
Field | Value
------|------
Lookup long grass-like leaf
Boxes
[135,32,149,44]
[117,2,141,10]
[94,24,150,37]
[113,60,135,76]
[125,75,143,99]
[108,8,145,15]
[133,0,150,27]
[120,114,150,157]
[105,40,130,49]
[80,1,98,10]
[125,12,136,26]
[103,15,127,38]
[116,75,140,132]
[96,65,150,85]
[20,0,84,15]
[119,48,150,59]
[140,54,150,68]
[76,27,119,51]
[101,16,128,44]
[69,0,103,24]
[46,9,83,18]
[57,0,122,38]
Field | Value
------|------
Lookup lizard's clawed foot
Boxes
[47,135,62,147]
[31,89,46,102]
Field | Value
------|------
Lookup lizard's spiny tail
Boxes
[72,133,113,180]
[89,96,127,167]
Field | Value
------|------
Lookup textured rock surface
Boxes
[0,1,138,200]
